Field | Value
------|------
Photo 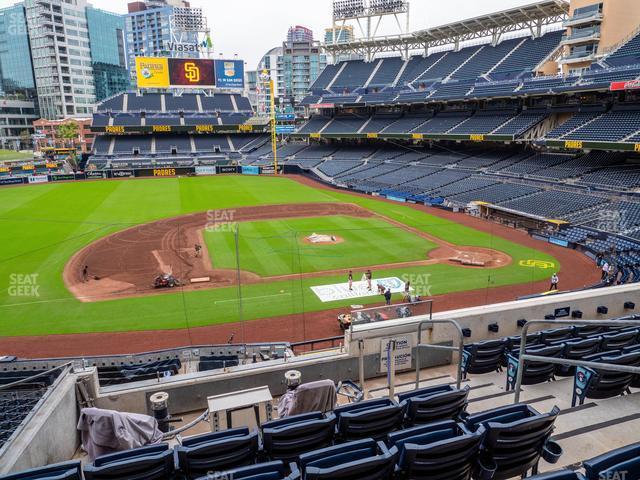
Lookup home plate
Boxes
[190,277,210,284]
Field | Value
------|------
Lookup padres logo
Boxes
[184,62,200,83]
[519,259,556,269]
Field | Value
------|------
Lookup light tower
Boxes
[331,0,410,61]
[259,70,278,175]
[168,6,211,58]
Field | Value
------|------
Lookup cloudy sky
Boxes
[83,0,535,68]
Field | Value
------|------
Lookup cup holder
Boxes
[475,456,497,480]
[542,440,563,464]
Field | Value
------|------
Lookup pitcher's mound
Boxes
[303,233,344,245]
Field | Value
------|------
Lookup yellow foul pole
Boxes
[269,77,278,175]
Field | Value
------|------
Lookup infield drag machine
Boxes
[153,273,182,289]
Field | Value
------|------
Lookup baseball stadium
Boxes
[2,0,640,478]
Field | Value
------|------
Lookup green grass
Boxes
[0,150,33,162]
[204,215,438,276]
[0,176,559,337]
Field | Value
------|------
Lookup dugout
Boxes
[473,201,568,232]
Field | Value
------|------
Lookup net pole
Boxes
[234,224,244,331]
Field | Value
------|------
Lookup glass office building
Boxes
[0,3,36,95]
[86,7,130,101]
[24,0,96,118]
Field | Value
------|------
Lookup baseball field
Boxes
[0,174,599,356]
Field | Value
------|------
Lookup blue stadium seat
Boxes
[175,427,259,478]
[83,443,174,480]
[583,441,640,480]
[527,471,586,480]
[600,330,639,351]
[461,339,506,378]
[261,411,336,461]
[397,384,470,426]
[572,351,640,406]
[0,461,82,480]
[556,337,601,376]
[195,461,300,480]
[463,404,561,480]
[387,420,485,480]
[333,397,403,441]
[506,344,563,390]
[298,438,397,480]
[540,327,574,345]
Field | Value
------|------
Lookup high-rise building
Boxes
[255,27,326,115]
[24,0,97,119]
[324,25,355,45]
[86,7,130,102]
[287,25,314,44]
[0,3,36,96]
[0,98,38,150]
[125,0,207,86]
[280,26,326,112]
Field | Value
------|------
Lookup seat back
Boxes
[506,345,563,390]
[527,471,586,479]
[200,460,294,480]
[573,352,640,406]
[261,412,336,460]
[540,327,574,345]
[334,398,403,440]
[176,428,259,477]
[83,444,174,480]
[467,404,559,480]
[300,439,396,480]
[572,325,606,338]
[0,461,82,480]
[389,421,484,480]
[399,384,469,425]
[600,330,639,351]
[583,441,640,480]
[461,339,506,377]
[557,338,601,376]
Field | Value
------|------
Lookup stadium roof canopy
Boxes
[324,0,569,59]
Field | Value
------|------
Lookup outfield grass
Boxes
[204,215,438,276]
[0,150,33,163]
[0,176,558,337]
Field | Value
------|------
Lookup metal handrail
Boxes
[0,362,73,392]
[513,317,640,403]
[350,299,433,333]
[415,319,465,390]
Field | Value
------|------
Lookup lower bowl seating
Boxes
[387,419,485,480]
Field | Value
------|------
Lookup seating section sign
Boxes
[380,335,413,373]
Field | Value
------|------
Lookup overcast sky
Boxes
[82,0,535,68]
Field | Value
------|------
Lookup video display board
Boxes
[136,57,245,89]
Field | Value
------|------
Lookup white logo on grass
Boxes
[205,209,237,233]
[8,273,40,297]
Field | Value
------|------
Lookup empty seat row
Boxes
[2,401,564,480]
